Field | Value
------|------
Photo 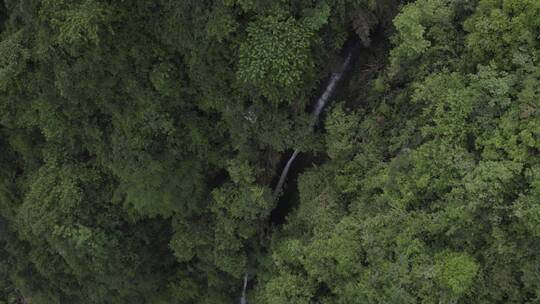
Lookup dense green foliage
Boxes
[0,0,539,303]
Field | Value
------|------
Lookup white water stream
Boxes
[272,51,353,199]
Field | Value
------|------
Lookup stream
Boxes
[271,39,360,208]
[240,38,362,303]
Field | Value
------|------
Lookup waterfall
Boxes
[272,51,353,200]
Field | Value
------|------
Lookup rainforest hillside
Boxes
[1,0,540,303]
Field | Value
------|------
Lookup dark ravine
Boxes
[241,37,363,303]
[271,40,360,202]
[269,151,323,226]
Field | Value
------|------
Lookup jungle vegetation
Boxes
[0,0,539,303]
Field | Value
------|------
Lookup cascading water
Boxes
[272,45,355,200]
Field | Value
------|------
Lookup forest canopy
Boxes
[0,0,539,303]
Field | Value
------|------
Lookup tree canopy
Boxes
[0,0,539,303]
